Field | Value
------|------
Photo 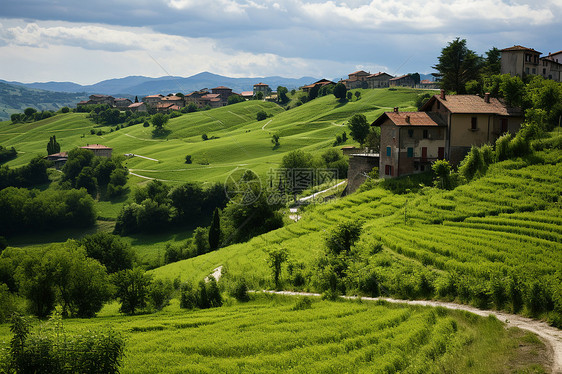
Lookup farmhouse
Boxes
[389,75,415,88]
[128,102,147,112]
[500,45,562,82]
[143,94,164,108]
[45,151,68,170]
[366,72,393,88]
[253,83,272,97]
[341,70,370,89]
[302,79,336,93]
[114,98,133,109]
[81,144,113,158]
[373,90,523,178]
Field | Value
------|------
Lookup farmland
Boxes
[0,295,549,373]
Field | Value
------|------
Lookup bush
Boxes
[256,111,267,121]
[230,279,250,302]
[292,297,313,311]
[180,278,222,310]
[148,279,174,311]
[185,154,192,164]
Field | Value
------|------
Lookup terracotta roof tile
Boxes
[431,95,522,115]
[128,102,145,108]
[212,86,231,90]
[253,82,269,86]
[349,70,369,75]
[500,45,541,54]
[373,112,446,127]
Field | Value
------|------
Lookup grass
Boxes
[0,295,548,373]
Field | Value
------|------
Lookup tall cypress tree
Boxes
[208,208,221,251]
[47,135,60,155]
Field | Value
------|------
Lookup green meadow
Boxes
[0,295,548,373]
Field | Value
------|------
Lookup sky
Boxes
[0,0,560,85]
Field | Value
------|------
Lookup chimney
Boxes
[394,107,399,113]
[405,115,410,124]
[484,93,490,103]
[440,89,446,100]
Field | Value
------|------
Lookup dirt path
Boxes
[127,153,159,162]
[289,181,347,221]
[260,290,562,373]
[205,266,223,282]
[261,119,272,131]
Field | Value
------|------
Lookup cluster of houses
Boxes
[346,44,561,191]
[46,144,113,169]
[76,83,278,114]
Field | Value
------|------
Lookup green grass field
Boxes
[0,295,547,373]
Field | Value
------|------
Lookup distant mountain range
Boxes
[1,72,319,98]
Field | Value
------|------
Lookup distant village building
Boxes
[341,70,370,89]
[210,86,234,106]
[185,89,209,108]
[81,144,113,158]
[389,74,415,88]
[500,45,562,82]
[416,80,439,89]
[240,91,254,100]
[114,98,133,109]
[45,151,68,170]
[143,94,164,108]
[88,94,115,106]
[366,72,393,88]
[253,83,272,97]
[128,102,147,112]
[372,90,524,178]
[302,79,336,93]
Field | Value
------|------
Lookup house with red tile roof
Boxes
[341,70,370,89]
[128,102,147,112]
[253,82,272,97]
[372,90,524,178]
[366,72,393,88]
[389,74,415,88]
[114,98,133,109]
[143,94,164,108]
[302,79,336,93]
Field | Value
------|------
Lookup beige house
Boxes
[114,98,133,109]
[500,45,562,82]
[373,91,524,178]
[389,74,415,87]
[143,94,164,108]
[81,144,113,158]
[341,70,370,89]
[128,102,147,112]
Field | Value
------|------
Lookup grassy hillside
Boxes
[151,146,562,322]
[0,88,424,184]
[0,295,548,373]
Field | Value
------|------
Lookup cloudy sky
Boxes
[0,0,560,84]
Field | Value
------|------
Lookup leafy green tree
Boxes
[184,102,198,113]
[325,221,362,255]
[410,73,421,85]
[148,278,174,310]
[280,149,312,170]
[308,84,320,100]
[209,208,221,251]
[346,91,352,101]
[256,111,267,121]
[112,268,152,315]
[271,134,280,147]
[354,91,361,100]
[24,107,37,118]
[254,91,264,100]
[499,74,525,107]
[227,94,245,105]
[266,247,288,289]
[79,232,135,273]
[333,82,347,101]
[432,159,454,190]
[277,86,289,103]
[75,166,98,196]
[46,135,60,155]
[348,114,370,145]
[432,38,482,94]
[483,47,501,76]
[151,113,168,129]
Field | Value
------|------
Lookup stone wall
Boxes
[347,154,379,194]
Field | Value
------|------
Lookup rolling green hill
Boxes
[0,88,424,185]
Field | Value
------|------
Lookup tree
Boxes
[112,268,152,315]
[75,166,98,196]
[24,107,37,118]
[354,91,361,100]
[256,111,267,121]
[151,113,168,129]
[79,232,135,273]
[483,47,501,76]
[348,114,370,145]
[134,96,139,103]
[410,73,421,85]
[271,134,280,147]
[432,160,454,190]
[308,84,320,100]
[228,94,245,105]
[432,38,482,94]
[266,247,288,289]
[333,82,347,101]
[185,155,192,164]
[277,86,289,104]
[325,221,362,256]
[208,208,221,251]
[255,91,264,100]
[346,91,352,101]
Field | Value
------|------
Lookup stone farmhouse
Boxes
[389,74,416,88]
[81,144,113,158]
[372,90,523,178]
[253,83,272,97]
[500,45,562,82]
[302,79,336,93]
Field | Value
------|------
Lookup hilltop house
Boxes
[500,45,562,82]
[389,75,415,88]
[302,79,336,93]
[253,83,272,97]
[341,70,370,89]
[366,72,393,88]
[114,98,133,109]
[128,102,147,112]
[81,144,113,158]
[372,90,524,178]
[143,94,164,108]
[77,94,115,107]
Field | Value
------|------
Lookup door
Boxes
[500,118,508,133]
[421,147,427,161]
[438,147,445,159]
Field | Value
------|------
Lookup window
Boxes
[526,67,530,74]
[407,147,413,157]
[407,129,414,137]
[437,101,441,109]
[543,68,547,75]
[386,147,391,157]
[471,117,477,130]
[423,129,429,139]
[532,68,536,74]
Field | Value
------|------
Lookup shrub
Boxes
[148,279,174,311]
[230,279,250,302]
[256,111,268,121]
[185,154,192,164]
[292,297,313,311]
[202,133,208,141]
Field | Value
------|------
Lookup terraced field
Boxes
[0,295,548,373]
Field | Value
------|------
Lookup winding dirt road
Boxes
[259,290,562,373]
